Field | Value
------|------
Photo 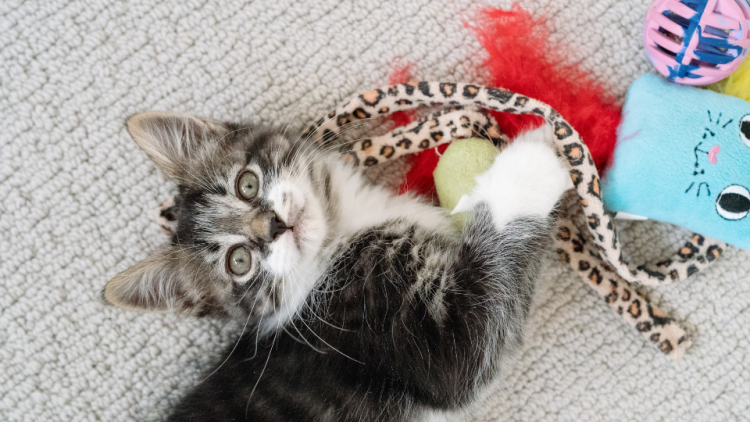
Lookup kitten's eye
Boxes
[228,246,252,275]
[716,185,750,220]
[237,171,259,200]
[739,115,750,149]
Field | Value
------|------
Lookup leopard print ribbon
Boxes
[302,81,729,360]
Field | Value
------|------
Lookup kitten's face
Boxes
[104,112,328,320]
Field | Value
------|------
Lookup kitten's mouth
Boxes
[278,207,306,247]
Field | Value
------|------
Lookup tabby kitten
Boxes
[104,112,571,421]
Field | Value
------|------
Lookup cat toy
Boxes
[644,0,750,85]
[302,81,726,360]
[603,73,750,249]
[154,4,735,360]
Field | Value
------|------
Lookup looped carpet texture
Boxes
[1,0,748,420]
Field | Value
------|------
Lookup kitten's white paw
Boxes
[470,125,572,228]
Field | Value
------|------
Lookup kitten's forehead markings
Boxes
[224,163,246,188]
[239,163,264,183]
[210,233,249,247]
[267,170,305,213]
[206,193,253,214]
[272,134,290,161]
[192,199,242,236]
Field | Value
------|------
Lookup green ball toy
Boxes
[433,137,499,227]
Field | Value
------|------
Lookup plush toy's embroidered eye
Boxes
[228,245,252,275]
[739,115,750,149]
[237,171,259,200]
[716,185,750,220]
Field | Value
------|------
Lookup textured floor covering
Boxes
[1,0,748,421]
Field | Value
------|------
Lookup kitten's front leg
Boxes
[456,124,572,346]
[310,126,572,414]
[405,126,571,406]
[458,124,573,229]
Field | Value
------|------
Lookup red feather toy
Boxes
[400,3,622,198]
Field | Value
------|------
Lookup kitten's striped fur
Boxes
[104,113,569,421]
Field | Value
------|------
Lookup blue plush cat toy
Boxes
[603,74,750,250]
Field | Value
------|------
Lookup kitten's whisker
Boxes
[201,280,271,382]
[217,124,256,144]
[299,119,382,154]
[281,325,318,350]
[245,329,277,416]
[297,318,363,364]
[309,306,351,332]
[289,321,327,354]
[289,115,392,168]
[293,122,401,168]
[280,101,305,153]
[293,112,388,147]
[200,310,254,382]
[287,266,346,333]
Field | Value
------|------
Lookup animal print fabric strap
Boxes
[304,81,727,359]
[556,214,691,357]
[338,107,508,167]
[306,81,726,287]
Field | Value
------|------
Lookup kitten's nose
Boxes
[269,213,291,240]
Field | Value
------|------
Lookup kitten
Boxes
[104,112,571,421]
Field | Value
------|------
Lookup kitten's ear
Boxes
[104,247,194,313]
[126,111,228,180]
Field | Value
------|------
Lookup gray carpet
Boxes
[1,0,748,420]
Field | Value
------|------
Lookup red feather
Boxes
[401,4,621,197]
[467,4,621,171]
[383,62,443,198]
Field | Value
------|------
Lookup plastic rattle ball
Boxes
[644,0,750,85]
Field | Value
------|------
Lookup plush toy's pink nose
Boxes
[708,145,720,165]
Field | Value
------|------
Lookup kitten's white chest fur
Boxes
[325,158,454,238]
[262,126,570,338]
[261,157,452,333]
[327,125,570,238]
